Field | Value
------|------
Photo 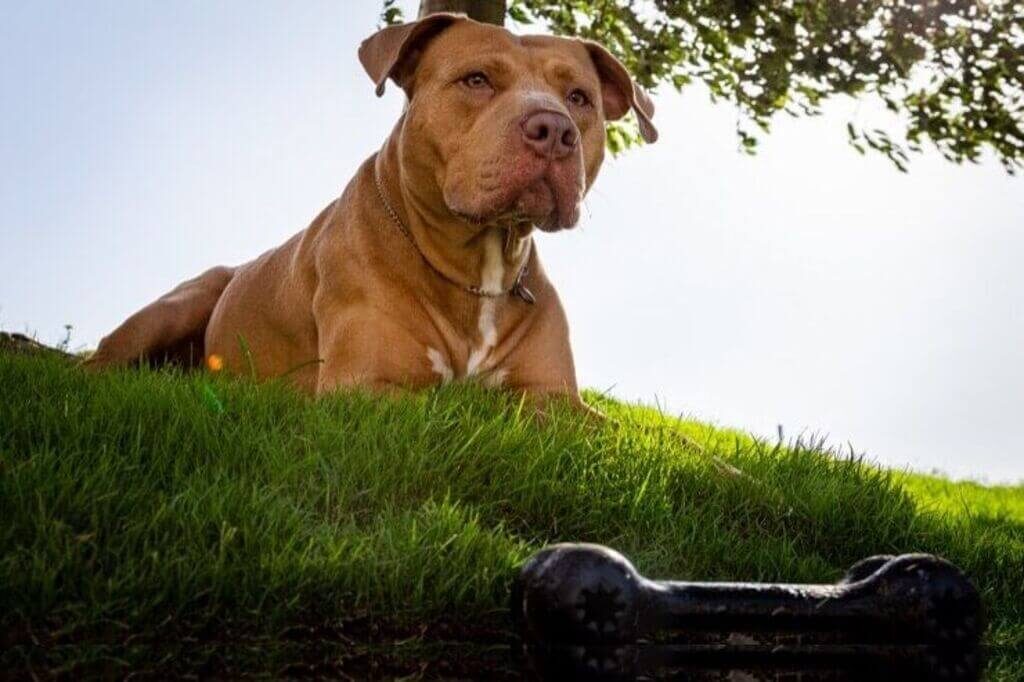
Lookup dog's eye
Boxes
[461,72,491,89]
[567,89,591,107]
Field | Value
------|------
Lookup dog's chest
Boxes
[425,230,510,387]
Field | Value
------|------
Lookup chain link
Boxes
[373,172,535,304]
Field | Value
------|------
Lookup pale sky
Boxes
[2,2,1021,482]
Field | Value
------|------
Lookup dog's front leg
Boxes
[513,386,608,425]
[313,303,438,396]
[498,297,604,420]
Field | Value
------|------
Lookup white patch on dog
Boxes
[466,298,497,376]
[478,227,505,296]
[483,367,508,387]
[466,228,505,378]
[426,347,454,383]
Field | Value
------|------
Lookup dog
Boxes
[85,13,657,411]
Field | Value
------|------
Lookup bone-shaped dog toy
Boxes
[513,543,983,681]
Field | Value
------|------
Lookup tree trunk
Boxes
[418,0,505,25]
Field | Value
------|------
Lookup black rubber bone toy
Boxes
[513,543,983,681]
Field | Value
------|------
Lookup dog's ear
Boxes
[359,13,465,97]
[584,42,658,144]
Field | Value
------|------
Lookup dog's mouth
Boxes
[450,165,582,232]
[512,177,579,232]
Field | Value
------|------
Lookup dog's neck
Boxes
[373,136,533,296]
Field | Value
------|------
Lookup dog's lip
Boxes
[450,192,560,229]
[451,206,565,230]
[459,175,579,231]
[534,220,571,233]
[520,177,578,231]
[537,171,583,230]
[445,156,582,230]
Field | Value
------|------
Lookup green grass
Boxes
[1,352,1022,678]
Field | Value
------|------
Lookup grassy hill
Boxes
[1,350,1022,679]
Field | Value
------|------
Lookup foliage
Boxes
[2,352,1022,677]
[390,0,1024,171]
[381,0,406,27]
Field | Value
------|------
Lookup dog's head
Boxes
[360,14,657,232]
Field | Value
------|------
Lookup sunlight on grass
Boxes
[1,353,1021,677]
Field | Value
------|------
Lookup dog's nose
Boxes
[521,110,579,159]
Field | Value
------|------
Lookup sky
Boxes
[2,1,1022,482]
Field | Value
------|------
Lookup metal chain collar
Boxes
[372,172,536,304]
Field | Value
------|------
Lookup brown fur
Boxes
[85,15,657,409]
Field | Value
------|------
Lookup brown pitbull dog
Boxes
[86,14,657,410]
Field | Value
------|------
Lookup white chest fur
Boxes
[426,228,511,387]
